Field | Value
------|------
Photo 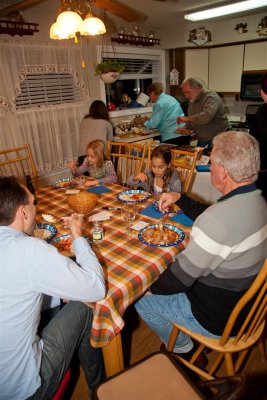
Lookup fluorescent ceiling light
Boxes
[185,0,267,21]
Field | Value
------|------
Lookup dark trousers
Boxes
[28,302,104,399]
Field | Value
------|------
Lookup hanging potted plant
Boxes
[95,59,125,84]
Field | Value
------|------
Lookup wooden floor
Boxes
[70,305,267,399]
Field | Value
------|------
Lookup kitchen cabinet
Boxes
[243,42,267,71]
[209,45,244,92]
[185,49,209,86]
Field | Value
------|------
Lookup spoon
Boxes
[42,214,61,224]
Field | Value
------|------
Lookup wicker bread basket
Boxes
[66,192,98,214]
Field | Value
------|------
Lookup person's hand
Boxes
[134,172,148,182]
[177,116,188,124]
[62,214,84,239]
[68,160,77,171]
[158,192,181,213]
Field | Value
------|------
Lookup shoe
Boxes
[160,343,208,370]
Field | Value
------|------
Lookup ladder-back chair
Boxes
[171,148,198,194]
[0,144,38,179]
[108,141,146,186]
[166,258,267,380]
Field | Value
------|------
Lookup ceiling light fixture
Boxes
[185,0,267,21]
[50,0,106,40]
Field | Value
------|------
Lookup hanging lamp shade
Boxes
[50,20,76,39]
[56,11,83,36]
[79,13,106,36]
[50,22,61,40]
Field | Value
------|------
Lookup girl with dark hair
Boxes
[78,100,114,157]
[127,144,182,195]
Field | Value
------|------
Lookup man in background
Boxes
[177,77,229,149]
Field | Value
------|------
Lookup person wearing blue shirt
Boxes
[134,82,188,145]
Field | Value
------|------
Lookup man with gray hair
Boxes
[135,131,267,364]
[177,77,229,148]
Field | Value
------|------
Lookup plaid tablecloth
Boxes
[36,184,190,347]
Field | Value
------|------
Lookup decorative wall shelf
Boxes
[112,34,160,47]
[0,20,39,36]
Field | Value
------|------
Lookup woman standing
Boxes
[78,100,114,157]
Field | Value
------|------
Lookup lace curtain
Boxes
[0,40,90,175]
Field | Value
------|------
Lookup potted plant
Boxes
[95,59,125,84]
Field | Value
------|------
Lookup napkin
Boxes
[196,165,210,172]
[140,204,162,219]
[131,220,149,231]
[89,211,112,222]
[86,186,111,194]
[170,213,193,227]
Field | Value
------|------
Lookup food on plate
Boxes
[53,237,74,257]
[168,204,179,213]
[33,228,52,240]
[54,180,75,188]
[176,128,192,136]
[142,225,179,245]
[133,127,144,135]
[120,193,148,202]
[154,201,180,214]
[42,214,59,223]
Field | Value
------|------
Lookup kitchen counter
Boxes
[113,130,160,143]
[109,106,153,119]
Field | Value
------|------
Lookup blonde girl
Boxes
[69,140,117,187]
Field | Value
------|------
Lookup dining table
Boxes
[36,183,192,377]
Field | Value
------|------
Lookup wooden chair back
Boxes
[108,141,146,186]
[0,144,38,179]
[171,148,198,194]
[167,258,267,379]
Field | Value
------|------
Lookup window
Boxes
[15,72,84,110]
[102,57,160,79]
[98,46,165,111]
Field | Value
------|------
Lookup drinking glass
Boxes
[121,203,137,235]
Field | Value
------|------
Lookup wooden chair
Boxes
[0,144,38,179]
[166,258,267,380]
[93,352,204,400]
[108,141,146,186]
[171,148,198,194]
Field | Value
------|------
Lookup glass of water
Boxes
[121,203,137,235]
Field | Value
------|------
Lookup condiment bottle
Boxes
[92,221,104,241]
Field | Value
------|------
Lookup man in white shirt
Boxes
[0,176,106,399]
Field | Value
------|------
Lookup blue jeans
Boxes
[135,292,219,353]
[28,301,104,399]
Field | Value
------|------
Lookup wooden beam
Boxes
[0,0,47,18]
[94,0,140,22]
